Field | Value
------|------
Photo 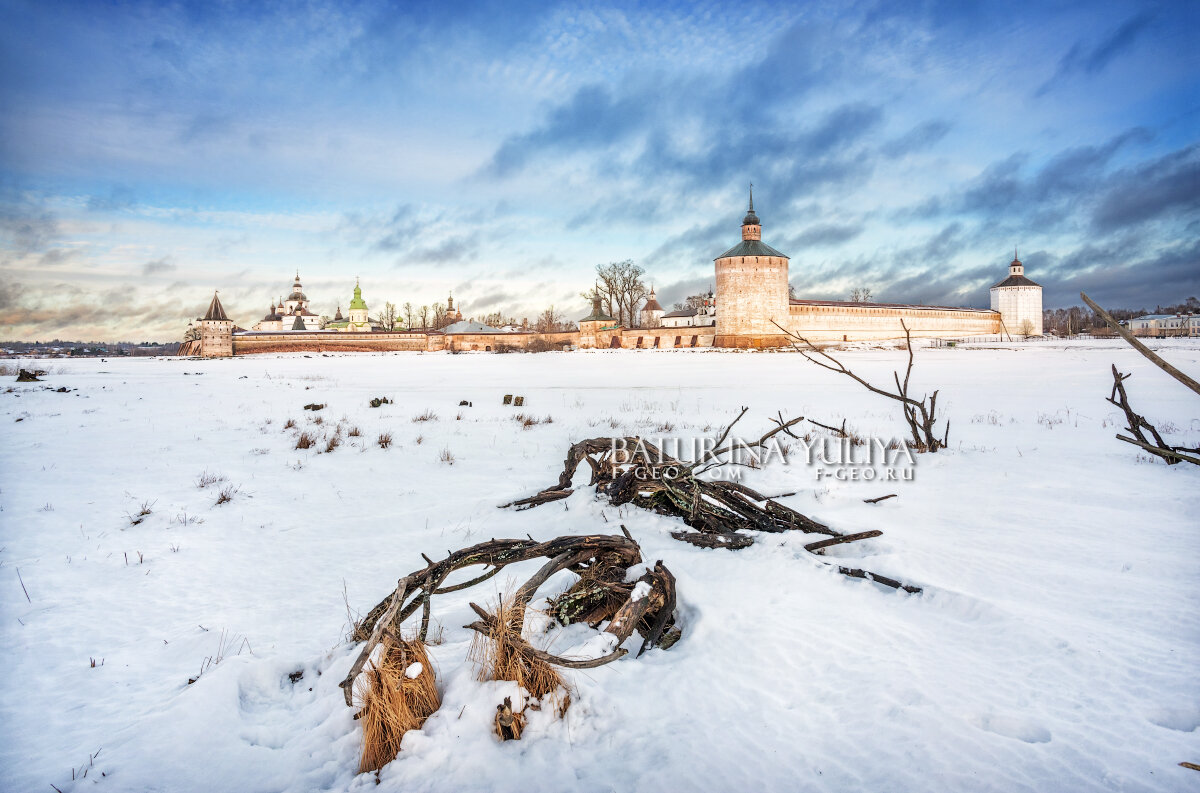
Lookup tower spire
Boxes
[749,183,754,213]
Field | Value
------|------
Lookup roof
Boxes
[715,239,789,260]
[991,274,1041,288]
[291,315,306,330]
[1132,314,1196,321]
[642,296,663,312]
[790,298,997,314]
[581,297,616,323]
[204,293,229,321]
[662,307,697,318]
[349,282,367,310]
[442,320,503,334]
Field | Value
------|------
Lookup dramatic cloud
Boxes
[0,1,1195,340]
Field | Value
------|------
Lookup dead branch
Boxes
[503,412,922,594]
[1082,292,1200,397]
[1107,365,1200,467]
[772,319,948,452]
[804,530,883,554]
[863,494,898,504]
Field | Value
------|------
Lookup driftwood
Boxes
[341,533,678,707]
[504,412,922,594]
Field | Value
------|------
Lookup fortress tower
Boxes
[200,292,233,358]
[990,251,1043,337]
[714,188,791,348]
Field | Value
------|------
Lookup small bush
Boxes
[377,432,392,449]
[412,410,438,423]
[296,432,315,449]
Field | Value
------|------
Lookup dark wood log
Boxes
[805,530,883,554]
[836,565,922,594]
[670,530,755,550]
[863,494,898,504]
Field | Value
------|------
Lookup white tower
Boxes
[989,251,1043,337]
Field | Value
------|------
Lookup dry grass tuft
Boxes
[295,432,315,450]
[377,432,392,449]
[284,418,297,430]
[438,447,455,465]
[195,470,227,488]
[347,425,361,437]
[468,594,564,703]
[215,484,240,505]
[356,638,440,773]
[325,435,341,453]
[412,410,438,423]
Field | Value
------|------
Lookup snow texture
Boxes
[1,342,1199,792]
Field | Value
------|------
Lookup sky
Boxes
[0,0,1197,341]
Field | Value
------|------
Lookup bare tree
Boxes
[403,301,414,329]
[1018,318,1034,338]
[376,302,397,331]
[418,305,430,329]
[535,305,567,333]
[850,288,873,303]
[775,319,949,452]
[585,260,648,326]
[432,302,448,328]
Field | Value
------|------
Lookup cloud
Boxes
[142,257,176,275]
[1036,12,1155,95]
[86,185,137,212]
[880,120,952,158]
[789,223,864,248]
[1091,143,1200,230]
[0,190,59,254]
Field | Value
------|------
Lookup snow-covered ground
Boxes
[2,341,1198,793]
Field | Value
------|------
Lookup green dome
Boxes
[349,281,367,310]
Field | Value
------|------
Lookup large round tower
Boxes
[714,188,791,348]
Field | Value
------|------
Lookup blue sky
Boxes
[0,0,1197,341]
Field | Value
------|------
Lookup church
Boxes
[185,192,1041,357]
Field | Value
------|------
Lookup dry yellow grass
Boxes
[468,594,565,705]
[355,638,440,773]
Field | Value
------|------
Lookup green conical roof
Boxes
[349,280,367,310]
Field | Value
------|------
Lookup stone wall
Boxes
[785,302,1002,343]
[233,331,436,355]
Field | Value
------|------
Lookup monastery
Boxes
[181,193,1041,357]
